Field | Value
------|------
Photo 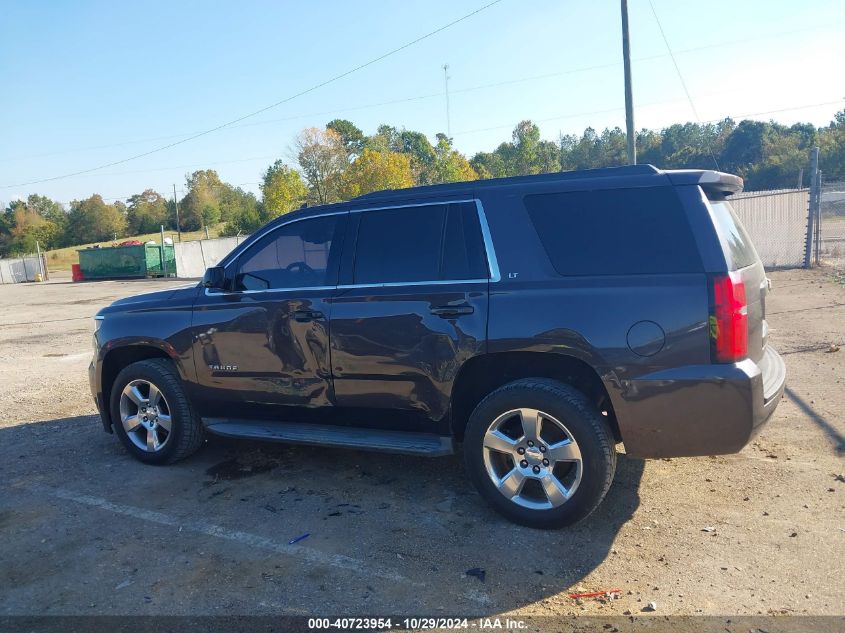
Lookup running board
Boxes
[203,419,454,457]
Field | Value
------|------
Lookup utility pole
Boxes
[442,63,451,138]
[172,184,182,242]
[621,0,636,165]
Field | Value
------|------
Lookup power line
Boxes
[0,0,503,189]
[2,18,840,167]
[27,96,845,206]
[648,0,720,170]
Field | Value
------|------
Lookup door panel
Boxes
[191,290,334,418]
[329,283,488,421]
[188,213,345,419]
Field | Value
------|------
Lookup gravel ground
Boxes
[0,270,843,623]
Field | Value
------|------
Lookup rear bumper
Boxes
[613,345,786,458]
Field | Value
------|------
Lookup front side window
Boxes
[353,202,488,284]
[235,215,341,291]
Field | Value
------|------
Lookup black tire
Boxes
[110,358,205,464]
[463,378,616,529]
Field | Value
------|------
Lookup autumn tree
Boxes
[339,149,414,199]
[294,128,347,204]
[261,160,308,218]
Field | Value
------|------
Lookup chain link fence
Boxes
[818,180,845,270]
[731,189,810,269]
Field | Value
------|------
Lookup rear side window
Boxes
[442,203,488,280]
[353,202,488,284]
[355,205,446,284]
[708,197,758,270]
[525,187,702,276]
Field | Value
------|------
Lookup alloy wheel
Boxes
[482,408,583,509]
[119,379,173,453]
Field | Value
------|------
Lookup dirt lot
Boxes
[0,270,843,622]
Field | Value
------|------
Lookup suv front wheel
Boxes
[464,378,616,528]
[110,358,205,464]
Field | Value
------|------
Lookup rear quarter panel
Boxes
[479,185,713,455]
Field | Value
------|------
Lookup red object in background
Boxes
[71,263,84,282]
[117,240,143,247]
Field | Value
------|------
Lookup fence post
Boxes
[35,241,45,280]
[160,225,167,277]
[804,147,820,268]
[199,239,207,273]
[815,171,823,265]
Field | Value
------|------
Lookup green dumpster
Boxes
[78,243,176,279]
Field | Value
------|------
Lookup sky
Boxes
[1,0,844,207]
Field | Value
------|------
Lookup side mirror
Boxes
[202,265,226,289]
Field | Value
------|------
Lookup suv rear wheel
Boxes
[464,378,616,528]
[110,359,204,464]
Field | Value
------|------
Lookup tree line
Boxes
[2,110,844,257]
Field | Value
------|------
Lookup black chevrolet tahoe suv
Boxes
[90,164,786,528]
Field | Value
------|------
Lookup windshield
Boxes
[709,197,759,270]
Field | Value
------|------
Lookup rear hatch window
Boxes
[708,197,759,270]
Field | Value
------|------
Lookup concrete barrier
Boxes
[0,255,47,284]
[173,236,248,278]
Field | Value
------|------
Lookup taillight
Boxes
[710,272,748,363]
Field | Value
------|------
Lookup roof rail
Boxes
[352,164,662,201]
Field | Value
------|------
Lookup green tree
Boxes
[470,151,508,179]
[398,130,436,183]
[365,124,401,153]
[819,110,845,181]
[428,134,477,184]
[326,119,365,158]
[180,170,224,231]
[126,189,169,234]
[261,160,308,219]
[218,186,262,235]
[65,195,126,244]
[510,120,542,175]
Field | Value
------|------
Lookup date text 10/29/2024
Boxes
[308,618,528,630]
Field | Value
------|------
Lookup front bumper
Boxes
[613,345,786,458]
[89,355,111,433]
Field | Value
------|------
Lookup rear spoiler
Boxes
[664,169,744,196]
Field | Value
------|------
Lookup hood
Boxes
[99,283,199,314]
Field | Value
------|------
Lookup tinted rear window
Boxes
[525,187,702,276]
[354,205,446,284]
[442,203,488,280]
[708,197,758,270]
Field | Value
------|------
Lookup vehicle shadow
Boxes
[2,415,644,614]
[785,386,845,454]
